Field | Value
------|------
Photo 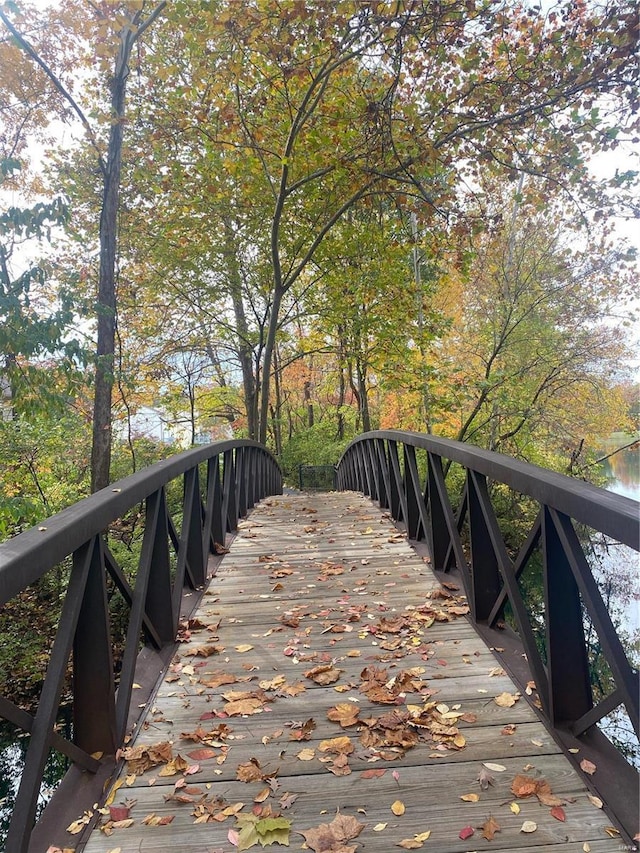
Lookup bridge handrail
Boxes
[0,439,282,853]
[336,430,639,837]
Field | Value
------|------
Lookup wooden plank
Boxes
[79,493,624,853]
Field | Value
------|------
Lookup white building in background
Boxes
[113,405,233,448]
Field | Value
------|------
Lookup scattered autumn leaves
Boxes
[62,499,620,851]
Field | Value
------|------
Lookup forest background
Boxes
[0,0,639,544]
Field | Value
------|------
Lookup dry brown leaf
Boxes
[236,758,265,782]
[327,703,360,727]
[580,758,597,775]
[481,816,501,840]
[318,735,354,755]
[304,664,343,685]
[494,691,519,707]
[460,793,479,802]
[299,812,365,852]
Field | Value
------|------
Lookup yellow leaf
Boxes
[510,802,521,814]
[235,644,254,652]
[373,822,388,831]
[415,831,431,841]
[494,692,519,707]
[105,779,124,806]
[587,794,603,809]
[391,800,406,815]
[460,793,479,802]
[296,748,316,760]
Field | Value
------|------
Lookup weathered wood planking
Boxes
[80,492,624,852]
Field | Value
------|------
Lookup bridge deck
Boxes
[79,492,622,852]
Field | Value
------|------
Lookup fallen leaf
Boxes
[580,758,597,775]
[362,768,386,779]
[604,826,620,837]
[460,793,479,802]
[391,800,406,815]
[296,748,316,761]
[373,822,388,831]
[109,805,131,822]
[587,794,603,809]
[483,762,506,772]
[304,664,343,685]
[477,766,495,789]
[235,644,254,653]
[494,692,519,707]
[481,816,501,841]
[459,826,474,840]
[299,812,365,852]
[327,703,360,728]
[550,806,566,822]
[510,802,521,814]
[520,820,537,833]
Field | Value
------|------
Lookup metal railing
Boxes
[336,430,639,837]
[0,439,281,853]
[298,464,337,491]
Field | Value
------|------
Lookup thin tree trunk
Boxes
[90,3,168,490]
[223,217,259,439]
[259,285,284,444]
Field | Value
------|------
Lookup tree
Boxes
[0,156,83,419]
[0,0,167,490]
[137,0,638,445]
[432,178,636,464]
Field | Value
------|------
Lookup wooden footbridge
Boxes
[0,433,638,852]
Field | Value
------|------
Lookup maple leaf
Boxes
[236,758,267,782]
[120,741,173,775]
[327,703,360,727]
[299,813,365,852]
[481,816,501,840]
[288,718,316,740]
[494,691,519,707]
[318,736,354,755]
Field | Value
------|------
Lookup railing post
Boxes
[236,446,248,517]
[375,438,391,509]
[205,454,224,551]
[73,535,117,757]
[467,470,503,622]
[388,440,406,524]
[542,506,593,727]
[223,448,238,532]
[427,453,453,571]
[6,539,98,853]
[180,466,207,589]
[404,444,428,540]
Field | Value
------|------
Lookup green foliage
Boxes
[0,414,91,541]
[279,420,353,485]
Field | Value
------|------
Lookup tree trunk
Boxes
[223,217,259,439]
[259,285,284,445]
[356,359,371,433]
[90,76,125,492]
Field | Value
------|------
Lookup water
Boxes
[594,442,640,762]
[0,714,71,844]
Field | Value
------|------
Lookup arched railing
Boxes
[336,430,639,836]
[0,440,281,853]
